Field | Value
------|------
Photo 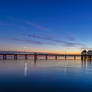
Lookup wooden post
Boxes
[14,55,17,60]
[81,55,83,61]
[25,54,28,60]
[34,53,37,61]
[55,56,57,60]
[45,55,48,60]
[74,56,76,60]
[65,55,66,60]
[3,55,4,60]
[3,55,6,60]
[5,55,6,60]
[82,55,87,61]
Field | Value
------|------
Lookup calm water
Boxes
[0,60,92,92]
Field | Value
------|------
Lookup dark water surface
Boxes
[0,60,92,92]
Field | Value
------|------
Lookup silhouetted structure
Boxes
[81,50,92,61]
[0,51,80,61]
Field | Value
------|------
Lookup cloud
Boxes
[64,42,86,47]
[5,17,86,48]
[10,38,56,45]
[21,33,65,43]
[65,36,76,41]
[11,38,43,45]
[21,33,85,47]
[7,17,50,32]
[25,21,50,32]
[6,17,76,41]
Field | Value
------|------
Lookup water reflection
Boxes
[24,61,28,77]
[81,60,88,69]
[81,60,92,68]
[0,60,92,92]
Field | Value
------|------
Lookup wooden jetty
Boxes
[0,51,81,60]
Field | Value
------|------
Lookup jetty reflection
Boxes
[0,59,92,92]
[24,61,28,77]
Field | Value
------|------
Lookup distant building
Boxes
[81,50,92,55]
[81,50,87,55]
[87,50,92,55]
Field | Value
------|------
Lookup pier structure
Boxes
[0,51,80,60]
[1,49,92,61]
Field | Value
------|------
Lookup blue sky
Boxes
[0,0,92,53]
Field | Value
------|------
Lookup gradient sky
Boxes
[0,0,92,53]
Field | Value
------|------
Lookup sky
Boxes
[0,0,92,54]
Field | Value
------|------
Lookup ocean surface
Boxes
[0,59,92,92]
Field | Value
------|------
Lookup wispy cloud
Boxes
[11,38,43,45]
[21,33,65,43]
[6,17,76,41]
[4,17,86,48]
[21,33,85,47]
[7,17,50,32]
[25,21,50,32]
[64,42,86,47]
[65,36,76,41]
[10,38,56,45]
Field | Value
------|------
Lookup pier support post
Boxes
[81,55,87,61]
[45,55,48,60]
[25,55,28,60]
[3,55,4,60]
[84,55,87,61]
[34,53,37,61]
[74,56,76,60]
[81,55,83,61]
[55,56,57,60]
[65,55,66,60]
[3,55,6,60]
[14,55,17,60]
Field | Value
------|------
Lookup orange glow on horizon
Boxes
[0,47,81,55]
